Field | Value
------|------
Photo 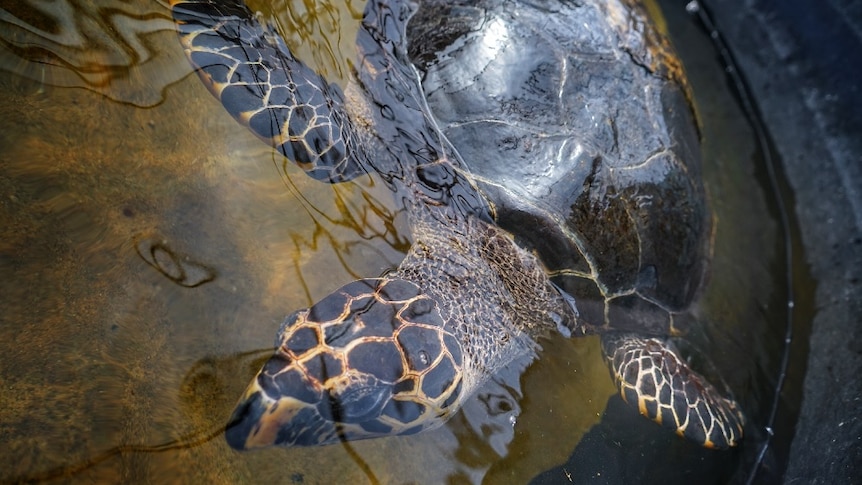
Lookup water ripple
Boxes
[0,0,187,106]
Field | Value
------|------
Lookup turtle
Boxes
[169,0,744,450]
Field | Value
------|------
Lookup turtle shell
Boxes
[409,0,710,335]
[170,0,741,450]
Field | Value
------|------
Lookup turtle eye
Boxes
[327,374,392,423]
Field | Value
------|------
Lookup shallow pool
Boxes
[0,0,802,483]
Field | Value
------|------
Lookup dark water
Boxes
[0,0,799,483]
[527,1,811,483]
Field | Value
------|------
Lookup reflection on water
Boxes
[0,0,185,105]
[250,0,364,83]
[0,0,794,483]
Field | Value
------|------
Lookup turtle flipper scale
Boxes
[170,0,366,182]
[601,333,744,449]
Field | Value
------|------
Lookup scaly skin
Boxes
[169,0,744,450]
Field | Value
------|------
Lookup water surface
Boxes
[0,0,794,483]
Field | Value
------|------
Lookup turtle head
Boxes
[225,278,465,449]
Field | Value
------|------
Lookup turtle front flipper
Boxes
[600,333,744,449]
[170,0,366,182]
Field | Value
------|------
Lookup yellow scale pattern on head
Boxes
[274,280,463,430]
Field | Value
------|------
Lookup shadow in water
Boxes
[135,235,218,288]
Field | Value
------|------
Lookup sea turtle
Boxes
[169,0,744,450]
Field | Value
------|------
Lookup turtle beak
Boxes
[224,386,270,450]
[224,364,397,448]
[225,375,338,449]
[224,352,342,449]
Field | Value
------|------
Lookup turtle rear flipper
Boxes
[171,0,367,182]
[600,333,744,449]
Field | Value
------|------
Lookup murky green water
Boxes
[0,0,796,483]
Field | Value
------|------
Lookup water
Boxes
[0,0,799,483]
